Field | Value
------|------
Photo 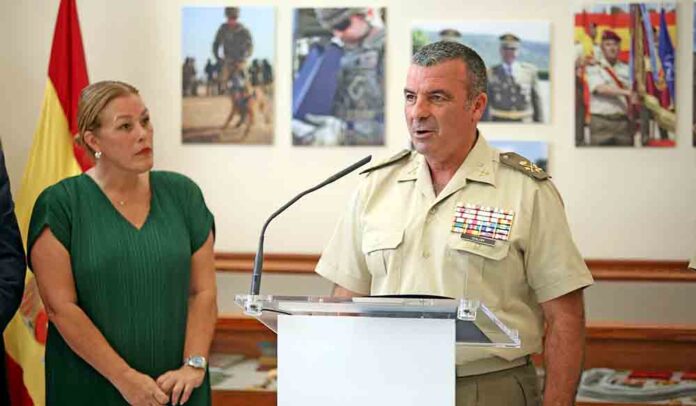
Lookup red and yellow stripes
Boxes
[574,9,676,63]
[3,0,90,404]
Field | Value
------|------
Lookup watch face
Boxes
[187,356,206,369]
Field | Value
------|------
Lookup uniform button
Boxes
[423,251,431,259]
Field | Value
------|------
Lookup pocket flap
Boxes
[362,229,404,254]
[448,236,510,260]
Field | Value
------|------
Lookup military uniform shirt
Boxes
[586,61,630,116]
[487,62,542,122]
[333,27,385,144]
[316,135,594,375]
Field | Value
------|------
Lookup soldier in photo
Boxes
[585,30,636,146]
[439,28,462,43]
[486,33,543,123]
[212,7,253,95]
[308,8,385,145]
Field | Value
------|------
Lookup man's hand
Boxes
[156,366,206,405]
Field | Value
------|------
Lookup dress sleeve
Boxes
[183,178,215,253]
[27,184,72,270]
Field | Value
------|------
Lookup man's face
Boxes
[332,14,370,44]
[500,46,518,65]
[404,60,486,160]
[600,39,620,63]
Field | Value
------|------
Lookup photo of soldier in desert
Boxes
[182,6,274,144]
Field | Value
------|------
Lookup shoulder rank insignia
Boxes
[499,152,549,180]
[359,149,412,175]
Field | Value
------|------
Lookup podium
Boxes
[235,294,520,406]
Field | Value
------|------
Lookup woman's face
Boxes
[88,94,154,174]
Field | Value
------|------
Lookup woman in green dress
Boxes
[28,81,217,406]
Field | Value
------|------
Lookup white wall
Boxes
[2,0,695,261]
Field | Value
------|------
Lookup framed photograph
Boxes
[292,8,386,146]
[182,6,275,144]
[489,140,549,172]
[413,21,551,124]
[574,4,676,147]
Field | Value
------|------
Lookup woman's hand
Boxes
[156,366,205,405]
[114,368,169,406]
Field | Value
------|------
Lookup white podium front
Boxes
[236,295,520,406]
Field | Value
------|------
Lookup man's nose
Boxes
[412,97,431,120]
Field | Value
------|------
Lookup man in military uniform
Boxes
[585,30,636,146]
[212,7,253,95]
[316,41,593,406]
[486,33,543,123]
[312,8,385,145]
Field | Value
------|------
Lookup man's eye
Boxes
[141,117,151,126]
[119,123,132,130]
[405,94,415,103]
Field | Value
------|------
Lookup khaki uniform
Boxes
[316,135,593,382]
[487,62,543,123]
[585,61,633,145]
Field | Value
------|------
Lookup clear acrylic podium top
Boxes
[235,294,520,348]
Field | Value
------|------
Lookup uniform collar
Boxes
[397,133,498,200]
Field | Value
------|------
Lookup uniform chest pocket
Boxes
[447,236,511,301]
[448,238,511,261]
[362,230,404,277]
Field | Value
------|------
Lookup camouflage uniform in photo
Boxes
[213,8,253,94]
[333,28,385,145]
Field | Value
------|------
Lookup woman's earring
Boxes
[94,151,102,159]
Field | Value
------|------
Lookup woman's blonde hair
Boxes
[76,80,139,155]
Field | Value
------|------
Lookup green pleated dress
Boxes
[28,171,214,406]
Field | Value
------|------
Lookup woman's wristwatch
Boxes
[184,355,207,370]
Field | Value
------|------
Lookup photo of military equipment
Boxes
[413,21,550,124]
[574,4,676,147]
[292,8,386,146]
[182,6,275,144]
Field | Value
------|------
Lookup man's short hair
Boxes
[601,29,621,43]
[411,41,487,100]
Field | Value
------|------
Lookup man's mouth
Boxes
[413,129,436,137]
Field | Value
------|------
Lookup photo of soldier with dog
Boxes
[182,6,274,144]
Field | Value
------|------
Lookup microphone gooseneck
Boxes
[250,155,372,296]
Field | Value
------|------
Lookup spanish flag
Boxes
[3,0,90,404]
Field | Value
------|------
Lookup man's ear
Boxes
[471,92,488,122]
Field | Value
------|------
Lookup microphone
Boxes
[249,155,372,296]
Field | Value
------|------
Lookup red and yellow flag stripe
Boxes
[574,9,676,63]
[3,0,90,404]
